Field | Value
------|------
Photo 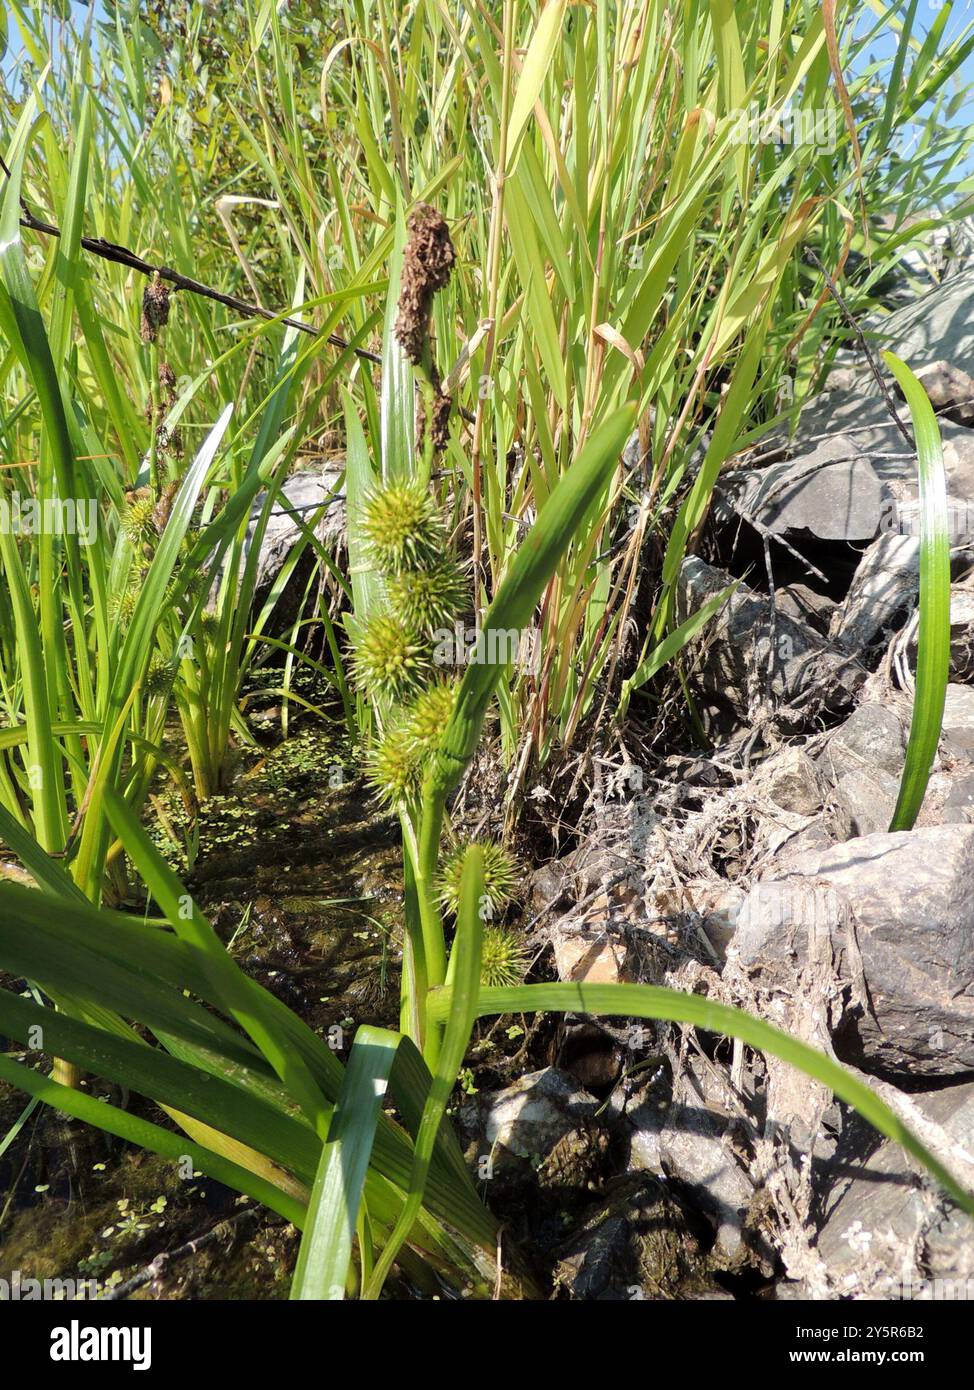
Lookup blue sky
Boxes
[2,2,973,145]
[4,1,974,89]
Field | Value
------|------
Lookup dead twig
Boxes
[0,152,379,361]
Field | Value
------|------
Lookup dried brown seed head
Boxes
[159,360,177,398]
[140,275,172,343]
[394,203,456,365]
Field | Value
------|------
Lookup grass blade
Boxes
[364,846,485,1298]
[883,351,951,832]
[0,1053,305,1227]
[428,980,974,1217]
[291,1026,401,1301]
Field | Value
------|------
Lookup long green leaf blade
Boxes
[428,980,974,1216]
[883,351,951,832]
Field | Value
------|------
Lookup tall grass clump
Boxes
[0,0,972,1301]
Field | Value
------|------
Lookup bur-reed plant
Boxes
[5,0,973,783]
[0,0,971,1302]
[1,381,970,1301]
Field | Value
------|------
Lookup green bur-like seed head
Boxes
[109,584,140,625]
[480,926,530,989]
[437,840,520,919]
[387,559,466,634]
[121,496,157,546]
[353,611,430,699]
[361,482,446,574]
[405,679,457,754]
[366,724,425,809]
[144,655,178,698]
[366,681,457,809]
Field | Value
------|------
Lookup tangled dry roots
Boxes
[394,203,456,365]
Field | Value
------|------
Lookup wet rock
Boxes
[478,1068,600,1171]
[553,1213,631,1299]
[552,1176,712,1300]
[237,463,345,626]
[626,1055,756,1258]
[813,1081,974,1298]
[557,1022,623,1094]
[676,556,863,721]
[536,1125,611,1196]
[734,826,974,1077]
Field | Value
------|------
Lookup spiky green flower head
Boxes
[387,557,466,634]
[361,481,446,575]
[404,678,457,756]
[144,655,178,699]
[197,611,220,642]
[480,926,531,989]
[109,583,140,627]
[437,840,521,920]
[352,610,430,700]
[121,496,157,547]
[366,723,425,809]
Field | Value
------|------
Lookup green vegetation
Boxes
[1,0,973,1299]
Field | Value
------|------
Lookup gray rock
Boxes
[247,463,345,592]
[482,1067,599,1162]
[901,584,974,680]
[910,360,974,427]
[770,823,835,876]
[695,883,746,960]
[756,747,824,816]
[676,557,864,720]
[943,772,974,825]
[816,702,906,783]
[865,264,974,374]
[718,390,974,551]
[942,684,974,760]
[715,434,884,542]
[829,534,919,651]
[554,1214,631,1299]
[830,767,899,840]
[627,1055,754,1257]
[734,826,974,1077]
[816,1081,974,1298]
[776,583,836,635]
[947,587,974,681]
